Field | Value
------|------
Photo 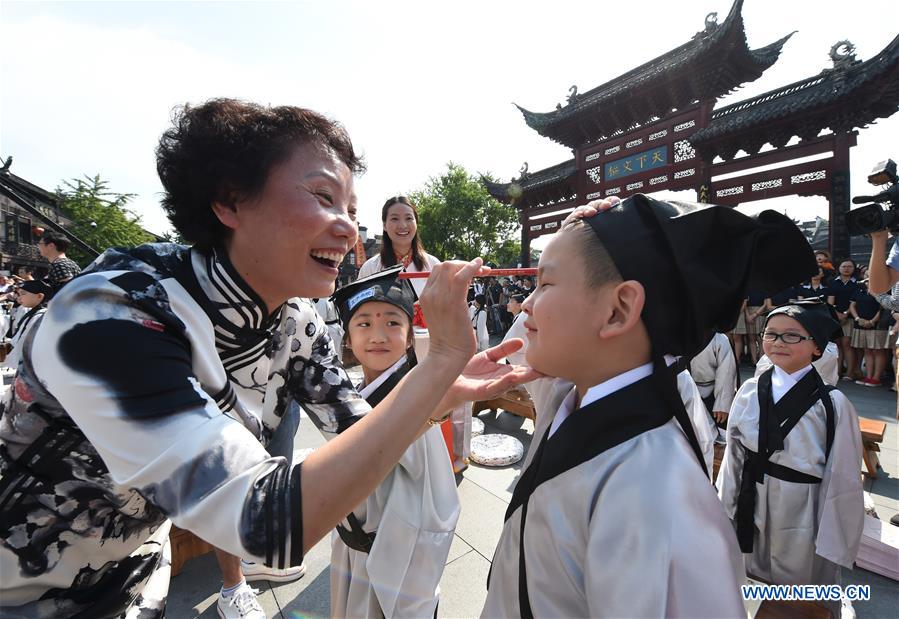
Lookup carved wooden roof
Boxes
[483,159,577,208]
[515,0,790,148]
[689,35,899,160]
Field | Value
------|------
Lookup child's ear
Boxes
[598,281,645,338]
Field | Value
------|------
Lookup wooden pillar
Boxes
[520,209,531,267]
[696,101,713,204]
[829,132,854,260]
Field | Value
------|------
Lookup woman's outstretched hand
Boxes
[418,258,489,366]
[561,196,621,227]
[440,338,544,410]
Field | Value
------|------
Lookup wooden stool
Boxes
[169,526,214,577]
[756,599,830,618]
[472,387,536,421]
[859,417,887,479]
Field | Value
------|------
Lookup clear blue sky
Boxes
[2,0,897,245]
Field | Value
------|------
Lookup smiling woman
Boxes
[0,98,537,619]
[358,196,441,298]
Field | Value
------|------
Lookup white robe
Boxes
[1,306,45,371]
[330,358,460,618]
[716,366,864,585]
[469,304,489,352]
[483,370,746,618]
[690,332,738,413]
[755,341,840,386]
[502,316,717,479]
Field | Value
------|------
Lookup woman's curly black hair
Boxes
[156,98,365,249]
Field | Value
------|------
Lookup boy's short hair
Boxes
[156,98,365,250]
[561,218,622,291]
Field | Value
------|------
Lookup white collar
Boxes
[358,356,409,399]
[770,364,814,404]
[548,356,677,437]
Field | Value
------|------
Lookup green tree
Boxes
[56,175,156,266]
[411,163,521,265]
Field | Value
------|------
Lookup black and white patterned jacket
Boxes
[0,243,368,618]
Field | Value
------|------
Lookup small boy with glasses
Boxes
[717,299,863,591]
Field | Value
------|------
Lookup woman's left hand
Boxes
[440,339,543,410]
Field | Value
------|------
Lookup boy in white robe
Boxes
[484,194,815,618]
[689,331,739,445]
[330,267,459,618]
[717,300,863,593]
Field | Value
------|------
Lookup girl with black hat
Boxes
[329,267,459,618]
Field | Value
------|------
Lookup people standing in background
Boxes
[486,276,504,335]
[16,267,34,281]
[519,277,534,297]
[815,250,835,283]
[796,267,828,300]
[849,283,892,387]
[2,280,51,372]
[689,332,738,431]
[358,196,441,300]
[827,259,860,381]
[37,232,82,293]
[469,294,489,352]
[743,290,768,366]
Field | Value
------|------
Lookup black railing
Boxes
[2,241,44,261]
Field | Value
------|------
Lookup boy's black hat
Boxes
[584,194,816,359]
[765,298,842,353]
[331,265,416,329]
[19,279,52,297]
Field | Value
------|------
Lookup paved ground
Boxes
[168,361,899,618]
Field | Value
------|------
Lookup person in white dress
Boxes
[330,267,459,618]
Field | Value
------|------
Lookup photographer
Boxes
[869,229,899,295]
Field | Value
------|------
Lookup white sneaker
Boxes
[216,581,265,619]
[240,559,306,583]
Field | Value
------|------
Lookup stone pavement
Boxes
[167,364,899,618]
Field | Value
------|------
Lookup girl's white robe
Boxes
[330,360,460,618]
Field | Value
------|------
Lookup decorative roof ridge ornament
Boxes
[704,11,719,35]
[567,85,579,104]
[516,162,530,182]
[0,156,12,174]
[823,40,861,84]
[830,40,858,64]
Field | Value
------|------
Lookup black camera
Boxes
[846,159,899,235]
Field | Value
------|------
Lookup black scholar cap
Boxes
[332,265,417,330]
[584,194,816,359]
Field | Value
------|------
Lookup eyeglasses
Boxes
[761,331,815,344]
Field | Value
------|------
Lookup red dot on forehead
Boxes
[376,312,381,317]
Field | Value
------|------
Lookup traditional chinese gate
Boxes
[484,0,899,266]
